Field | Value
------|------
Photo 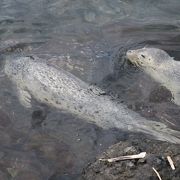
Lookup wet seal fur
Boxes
[4,55,180,143]
[126,47,180,106]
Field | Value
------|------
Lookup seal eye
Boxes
[141,54,145,58]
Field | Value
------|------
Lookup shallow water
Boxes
[0,0,180,179]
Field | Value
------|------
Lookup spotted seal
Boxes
[4,55,180,143]
[126,47,180,105]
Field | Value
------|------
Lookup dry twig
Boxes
[152,167,162,180]
[99,152,146,162]
[167,156,175,170]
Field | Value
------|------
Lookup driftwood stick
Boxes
[167,156,175,170]
[152,167,162,180]
[99,152,146,163]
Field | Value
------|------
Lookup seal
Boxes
[126,47,180,105]
[4,55,180,143]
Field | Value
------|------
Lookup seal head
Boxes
[126,48,173,70]
[126,47,180,106]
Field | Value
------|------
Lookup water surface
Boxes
[0,0,180,179]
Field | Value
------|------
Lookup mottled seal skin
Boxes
[126,48,180,105]
[4,56,180,143]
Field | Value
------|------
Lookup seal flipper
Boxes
[17,88,32,108]
[172,92,180,106]
[88,85,106,96]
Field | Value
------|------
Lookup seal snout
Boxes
[126,50,133,56]
[126,50,138,62]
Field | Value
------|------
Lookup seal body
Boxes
[4,56,180,143]
[126,48,180,105]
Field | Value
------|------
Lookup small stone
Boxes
[138,158,146,164]
[126,161,135,168]
[124,146,137,154]
[156,157,163,165]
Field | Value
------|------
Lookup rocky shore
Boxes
[82,135,180,180]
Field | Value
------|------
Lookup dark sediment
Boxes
[82,135,180,180]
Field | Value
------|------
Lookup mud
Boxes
[82,135,180,180]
